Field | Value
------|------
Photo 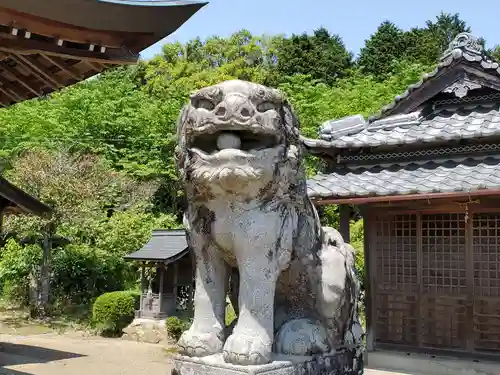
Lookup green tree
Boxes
[357,21,406,79]
[403,12,471,65]
[276,27,353,85]
[2,149,175,308]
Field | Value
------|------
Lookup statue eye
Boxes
[192,98,215,111]
[257,101,276,112]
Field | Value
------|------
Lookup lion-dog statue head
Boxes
[175,80,306,202]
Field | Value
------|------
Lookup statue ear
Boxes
[280,99,300,145]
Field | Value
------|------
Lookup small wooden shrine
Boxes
[124,229,193,319]
[0,0,206,107]
[305,33,500,360]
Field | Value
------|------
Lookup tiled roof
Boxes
[306,156,500,199]
[307,103,500,149]
[308,33,500,150]
[124,229,188,262]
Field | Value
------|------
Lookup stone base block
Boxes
[122,318,171,345]
[171,347,363,375]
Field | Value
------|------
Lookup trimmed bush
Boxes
[165,316,191,341]
[92,291,139,336]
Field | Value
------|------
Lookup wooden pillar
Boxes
[158,263,164,316]
[339,204,351,243]
[465,210,474,351]
[362,209,375,354]
[139,262,145,313]
[173,262,179,311]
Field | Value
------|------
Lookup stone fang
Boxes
[217,132,242,150]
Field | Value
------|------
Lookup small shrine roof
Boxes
[124,229,188,262]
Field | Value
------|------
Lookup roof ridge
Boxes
[367,33,500,123]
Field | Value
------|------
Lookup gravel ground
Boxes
[0,333,172,375]
[0,333,410,375]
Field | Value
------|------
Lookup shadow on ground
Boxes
[0,342,85,371]
[0,369,34,374]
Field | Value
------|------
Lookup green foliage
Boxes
[358,13,471,79]
[0,13,496,319]
[226,301,237,327]
[0,239,42,304]
[165,316,191,341]
[350,220,365,290]
[358,21,406,79]
[92,291,139,336]
[275,27,353,85]
[0,150,172,307]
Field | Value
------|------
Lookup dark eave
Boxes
[1,0,208,53]
[0,1,206,107]
[0,177,52,217]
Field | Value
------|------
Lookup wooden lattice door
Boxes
[372,211,500,355]
[472,213,500,354]
[372,214,419,346]
[420,213,468,350]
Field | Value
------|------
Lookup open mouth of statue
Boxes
[189,129,279,154]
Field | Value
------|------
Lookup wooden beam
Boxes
[339,204,351,243]
[0,79,24,102]
[0,86,18,102]
[0,6,151,48]
[362,209,375,353]
[12,54,63,89]
[0,61,41,96]
[416,212,422,349]
[39,54,83,80]
[158,264,164,315]
[312,189,500,205]
[83,60,105,73]
[139,263,145,314]
[465,213,474,352]
[0,36,138,65]
[173,262,179,312]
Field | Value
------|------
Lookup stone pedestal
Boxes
[171,347,363,375]
[122,318,170,345]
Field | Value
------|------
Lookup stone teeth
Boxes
[217,133,241,150]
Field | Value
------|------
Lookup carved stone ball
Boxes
[217,132,241,150]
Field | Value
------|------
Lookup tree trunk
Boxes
[31,228,52,318]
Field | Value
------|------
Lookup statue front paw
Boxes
[177,327,224,357]
[223,332,272,365]
[274,319,330,356]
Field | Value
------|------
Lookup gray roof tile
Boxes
[124,229,188,261]
[307,156,500,199]
[309,33,500,150]
[307,103,500,150]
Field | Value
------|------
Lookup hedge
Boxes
[92,290,139,336]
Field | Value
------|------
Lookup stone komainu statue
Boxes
[175,80,363,366]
